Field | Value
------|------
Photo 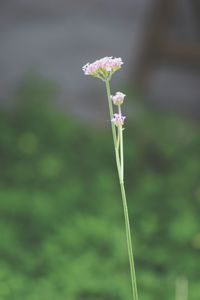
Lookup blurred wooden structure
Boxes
[133,0,200,89]
[131,0,200,120]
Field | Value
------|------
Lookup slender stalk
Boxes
[118,105,124,180]
[105,79,138,300]
[105,80,117,147]
[175,278,188,300]
[120,182,138,300]
[119,126,124,180]
[105,79,121,176]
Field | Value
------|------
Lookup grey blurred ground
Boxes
[0,0,199,122]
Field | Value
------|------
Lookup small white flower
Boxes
[82,57,123,80]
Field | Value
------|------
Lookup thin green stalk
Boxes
[105,79,138,300]
[118,105,124,180]
[175,278,188,300]
[119,126,124,180]
[105,79,121,176]
[120,182,138,300]
[105,80,117,147]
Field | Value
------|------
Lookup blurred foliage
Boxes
[0,76,199,300]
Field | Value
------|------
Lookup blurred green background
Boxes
[0,76,199,300]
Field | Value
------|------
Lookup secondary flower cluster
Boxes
[111,92,126,128]
[82,56,123,80]
[112,113,126,127]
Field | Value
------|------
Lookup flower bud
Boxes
[111,92,126,105]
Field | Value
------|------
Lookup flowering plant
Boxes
[83,57,138,300]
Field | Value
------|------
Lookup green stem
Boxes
[175,278,188,300]
[105,80,117,147]
[105,79,138,300]
[105,80,121,176]
[118,105,124,180]
[120,182,138,300]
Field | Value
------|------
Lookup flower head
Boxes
[111,92,126,105]
[111,113,126,127]
[82,57,123,80]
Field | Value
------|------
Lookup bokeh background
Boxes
[0,1,200,299]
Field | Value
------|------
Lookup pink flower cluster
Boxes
[112,113,126,127]
[82,57,123,79]
[111,92,126,105]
